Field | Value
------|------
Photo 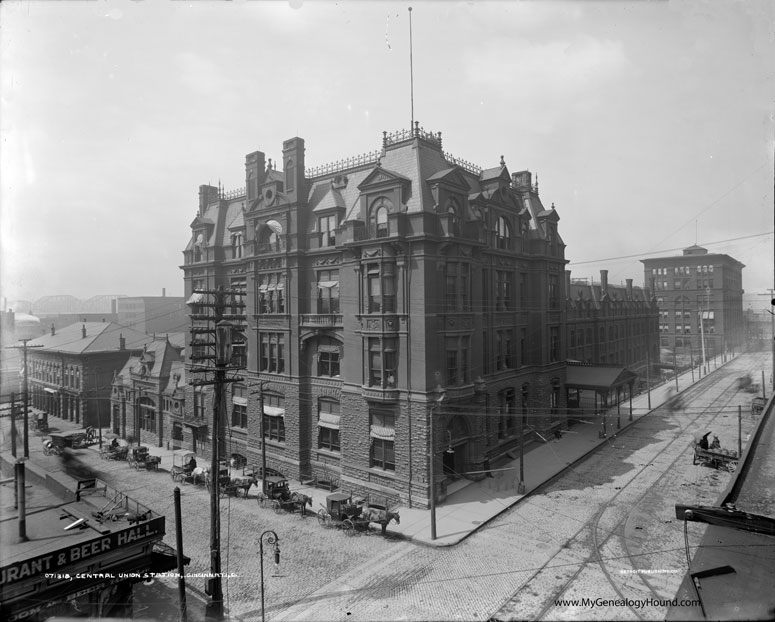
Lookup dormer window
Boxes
[495,216,511,250]
[318,215,337,247]
[194,232,204,262]
[370,197,392,239]
[231,232,244,258]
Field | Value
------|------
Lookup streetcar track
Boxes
[504,364,754,621]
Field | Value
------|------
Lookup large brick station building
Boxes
[181,125,569,508]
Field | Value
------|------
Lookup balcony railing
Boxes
[300,314,343,327]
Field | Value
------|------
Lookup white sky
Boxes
[1,0,773,308]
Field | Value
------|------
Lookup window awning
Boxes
[317,281,339,289]
[318,412,341,429]
[370,425,395,441]
[233,396,247,406]
[263,406,284,418]
[44,387,58,394]
[258,284,269,292]
[187,292,205,305]
[265,219,283,234]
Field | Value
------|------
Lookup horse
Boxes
[191,466,209,485]
[290,492,313,517]
[362,507,401,535]
[230,475,258,498]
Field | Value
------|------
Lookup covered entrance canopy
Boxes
[565,364,639,424]
[565,365,638,393]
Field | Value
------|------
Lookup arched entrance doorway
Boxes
[442,416,470,481]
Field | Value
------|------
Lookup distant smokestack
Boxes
[119,334,126,351]
[600,270,609,294]
[82,324,86,339]
[51,324,55,336]
[162,288,166,297]
[626,279,633,300]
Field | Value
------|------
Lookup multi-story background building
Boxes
[181,125,569,508]
[641,245,745,366]
[110,336,186,447]
[116,293,188,336]
[26,322,152,428]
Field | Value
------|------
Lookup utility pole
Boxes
[250,382,268,494]
[6,339,43,458]
[187,286,246,621]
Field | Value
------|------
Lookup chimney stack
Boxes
[600,270,609,294]
[82,324,86,339]
[626,279,633,300]
[51,324,55,336]
[119,334,126,351]
[162,288,166,297]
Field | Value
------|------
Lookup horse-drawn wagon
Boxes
[752,396,766,416]
[127,445,162,471]
[170,451,199,483]
[44,430,93,456]
[256,476,312,516]
[693,435,738,472]
[100,438,129,461]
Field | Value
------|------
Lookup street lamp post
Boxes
[259,530,280,622]
[429,385,445,541]
[519,385,528,494]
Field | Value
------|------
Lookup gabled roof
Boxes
[312,186,346,212]
[29,322,152,355]
[357,165,412,190]
[479,164,510,183]
[426,167,470,190]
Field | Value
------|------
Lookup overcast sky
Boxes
[1,0,773,310]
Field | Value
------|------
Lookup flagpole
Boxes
[409,6,414,129]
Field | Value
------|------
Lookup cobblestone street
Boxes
[8,354,766,621]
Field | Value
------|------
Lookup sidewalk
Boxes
[21,356,735,549]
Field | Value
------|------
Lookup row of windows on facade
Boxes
[655,278,715,290]
[31,361,81,390]
[217,211,537,260]
[659,322,716,334]
[213,263,561,318]
[652,265,715,276]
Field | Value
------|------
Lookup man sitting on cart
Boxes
[110,437,119,450]
[699,431,711,450]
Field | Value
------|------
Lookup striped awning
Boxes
[370,425,395,441]
[318,412,341,429]
[186,292,205,305]
[233,396,247,406]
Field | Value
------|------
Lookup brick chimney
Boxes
[82,324,86,339]
[119,334,126,351]
[626,278,633,300]
[600,270,609,295]
[51,324,55,336]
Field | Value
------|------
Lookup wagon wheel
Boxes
[342,519,356,536]
[317,509,329,527]
[272,500,282,514]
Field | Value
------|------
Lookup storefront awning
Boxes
[370,425,395,441]
[44,387,58,394]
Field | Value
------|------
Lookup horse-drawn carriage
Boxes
[317,492,368,535]
[317,492,401,536]
[29,412,49,434]
[752,396,766,416]
[205,462,236,496]
[256,476,312,516]
[127,446,162,471]
[43,430,93,456]
[170,452,199,483]
[693,434,738,472]
[100,439,129,461]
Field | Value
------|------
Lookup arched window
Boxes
[257,220,283,253]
